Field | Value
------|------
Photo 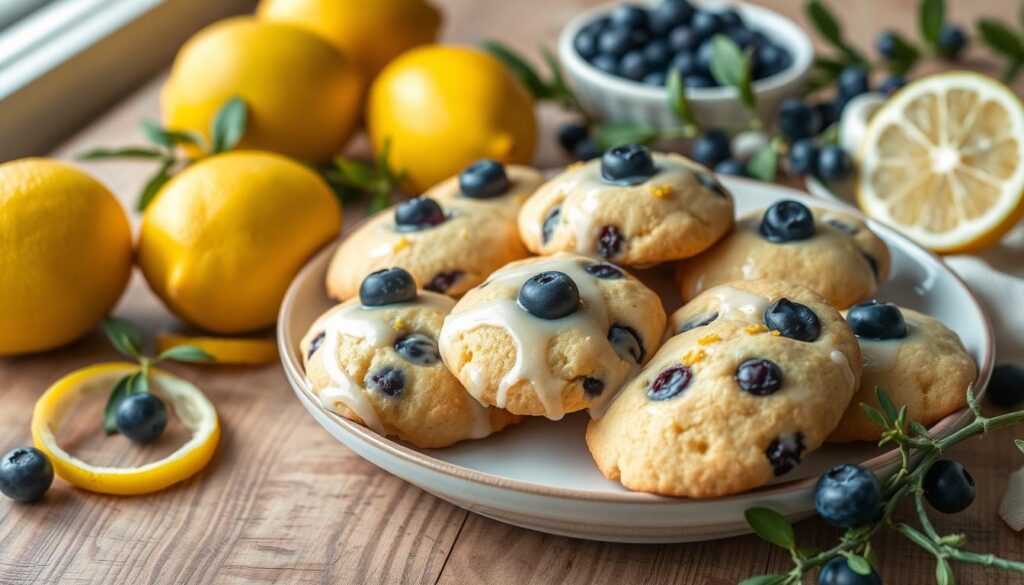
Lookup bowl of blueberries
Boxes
[559,0,814,129]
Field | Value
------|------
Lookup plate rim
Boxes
[277,175,995,505]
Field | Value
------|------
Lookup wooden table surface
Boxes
[2,1,1023,583]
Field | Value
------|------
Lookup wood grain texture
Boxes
[2,1,1023,583]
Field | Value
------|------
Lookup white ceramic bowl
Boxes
[558,1,815,129]
[278,177,993,543]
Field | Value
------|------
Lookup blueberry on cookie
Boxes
[518,146,734,266]
[303,269,519,448]
[587,280,861,498]
[676,201,891,309]
[438,253,667,419]
[426,159,545,215]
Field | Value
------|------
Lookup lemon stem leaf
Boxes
[209,96,248,154]
[103,373,137,434]
[157,345,215,363]
[102,316,143,359]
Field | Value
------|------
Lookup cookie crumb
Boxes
[650,184,673,198]
[698,334,721,345]
[744,324,768,335]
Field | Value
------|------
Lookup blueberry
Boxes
[986,364,1024,408]
[669,50,702,77]
[558,123,589,153]
[814,464,882,528]
[307,331,325,360]
[818,556,882,585]
[677,311,717,333]
[541,206,561,243]
[115,393,169,445]
[597,224,626,258]
[766,432,805,475]
[683,73,716,88]
[0,447,53,503]
[598,27,634,58]
[668,25,699,52]
[778,98,820,141]
[424,270,462,293]
[727,26,757,48]
[696,40,716,74]
[360,267,417,306]
[365,366,405,397]
[846,301,907,340]
[609,4,649,30]
[814,100,840,130]
[714,158,746,177]
[648,365,693,400]
[788,139,819,176]
[837,66,870,105]
[642,39,671,69]
[760,200,815,243]
[754,43,790,78]
[460,159,510,199]
[601,143,657,183]
[735,358,783,396]
[817,146,853,182]
[574,139,603,161]
[394,333,441,366]
[641,70,667,86]
[619,50,649,81]
[697,173,731,198]
[591,54,619,75]
[878,74,906,96]
[585,262,624,279]
[649,0,694,36]
[937,25,967,60]
[574,29,600,60]
[395,196,446,230]
[924,459,976,514]
[518,271,580,319]
[690,11,723,40]
[583,377,606,396]
[717,9,743,29]
[692,130,731,168]
[875,30,900,60]
[764,298,821,342]
[608,325,645,364]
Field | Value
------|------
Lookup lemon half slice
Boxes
[858,71,1024,253]
[32,362,220,495]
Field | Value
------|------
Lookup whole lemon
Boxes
[137,151,341,334]
[257,0,442,80]
[0,159,132,355]
[161,17,363,164]
[368,45,537,191]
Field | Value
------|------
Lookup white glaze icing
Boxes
[830,350,856,388]
[713,286,771,321]
[857,322,914,373]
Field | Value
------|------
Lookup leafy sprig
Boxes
[740,387,1024,584]
[100,317,212,434]
[322,138,408,214]
[482,40,587,117]
[976,19,1024,82]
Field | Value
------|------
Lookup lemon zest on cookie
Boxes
[770,330,781,336]
[698,334,721,345]
[458,228,470,241]
[650,184,673,199]
[681,349,706,366]
[392,317,406,331]
[744,324,768,335]
[393,236,411,252]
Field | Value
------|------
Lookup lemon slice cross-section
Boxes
[32,362,220,496]
[857,71,1024,253]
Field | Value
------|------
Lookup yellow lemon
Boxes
[368,45,537,191]
[137,151,341,334]
[161,17,363,163]
[0,159,132,355]
[257,0,442,80]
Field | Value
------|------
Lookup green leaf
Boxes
[920,0,945,47]
[210,97,248,154]
[935,558,955,585]
[738,576,790,585]
[797,545,821,560]
[805,0,867,64]
[709,35,755,110]
[103,374,136,434]
[666,68,698,129]
[137,159,175,212]
[910,421,932,438]
[846,554,872,575]
[861,403,889,429]
[369,190,393,214]
[481,40,553,100]
[140,120,205,150]
[129,372,150,395]
[1015,439,1024,455]
[875,387,899,422]
[102,316,143,358]
[541,46,581,111]
[977,19,1024,60]
[77,146,166,161]
[744,507,796,550]
[593,122,659,149]
[746,145,777,182]
[158,345,214,363]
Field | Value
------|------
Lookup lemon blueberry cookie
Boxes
[438,253,667,420]
[828,301,977,442]
[518,145,734,266]
[587,279,861,498]
[303,268,519,448]
[425,159,544,216]
[675,200,891,309]
[326,183,530,300]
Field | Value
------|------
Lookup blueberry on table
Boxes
[837,66,870,105]
[817,145,853,182]
[986,364,1024,408]
[365,366,405,397]
[875,30,899,60]
[558,123,589,154]
[878,74,907,96]
[690,10,723,40]
[777,98,820,141]
[649,0,694,36]
[818,556,882,585]
[846,301,907,340]
[814,464,882,528]
[937,25,967,60]
[764,298,821,342]
[714,158,747,177]
[766,433,805,475]
[0,447,54,503]
[924,459,976,514]
[787,138,819,176]
[518,271,580,319]
[360,267,418,306]
[735,358,783,396]
[598,27,634,59]
[668,25,699,52]
[609,4,649,30]
[116,393,169,445]
[574,139,602,161]
[395,196,446,230]
[394,333,441,366]
[759,199,815,243]
[608,325,645,364]
[647,365,693,400]
[619,50,649,81]
[691,130,731,168]
[600,143,657,183]
[460,159,510,199]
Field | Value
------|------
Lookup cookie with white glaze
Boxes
[303,268,519,448]
[438,253,667,419]
[828,302,977,442]
[587,279,861,498]
[676,200,890,309]
[425,159,544,217]
[518,145,734,266]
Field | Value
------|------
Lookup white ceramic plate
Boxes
[278,177,993,543]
